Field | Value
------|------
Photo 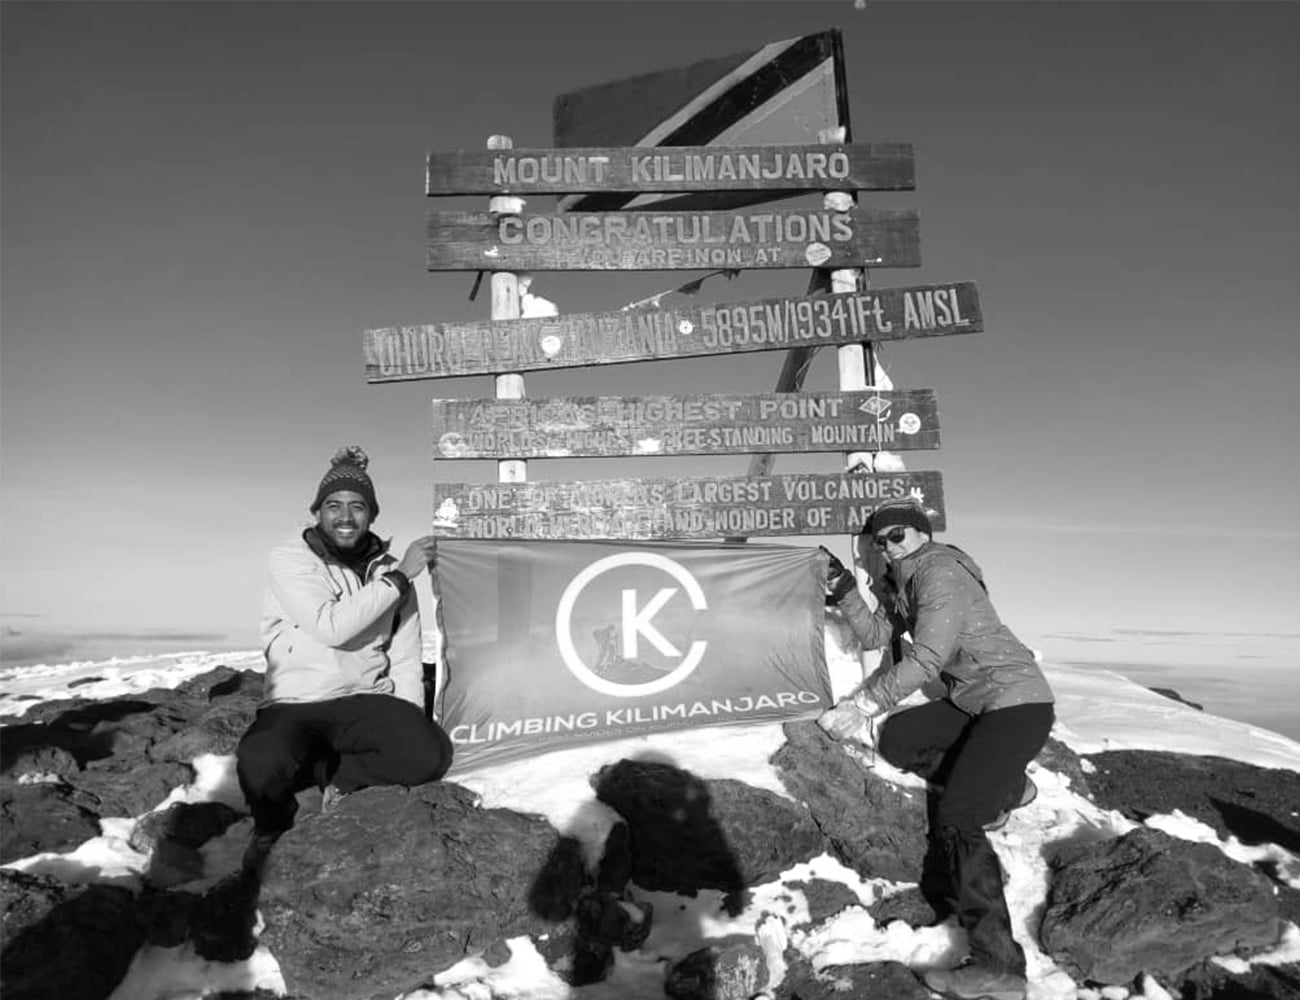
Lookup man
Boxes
[236,446,452,869]
[819,498,1054,1000]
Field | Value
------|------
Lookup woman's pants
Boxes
[236,693,453,835]
[878,700,1055,974]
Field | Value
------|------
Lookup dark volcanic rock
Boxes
[868,885,940,929]
[1,743,79,780]
[1040,827,1281,984]
[0,666,262,861]
[130,800,246,889]
[1035,736,1093,799]
[66,759,196,818]
[1084,749,1300,853]
[0,782,103,863]
[1176,958,1300,1000]
[0,868,143,1000]
[129,800,244,853]
[1084,748,1300,929]
[1148,687,1205,711]
[258,781,587,1000]
[777,956,930,1000]
[592,757,824,909]
[2,666,261,765]
[771,720,927,882]
[788,877,861,926]
[665,936,768,1000]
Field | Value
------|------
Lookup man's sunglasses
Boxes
[871,526,909,550]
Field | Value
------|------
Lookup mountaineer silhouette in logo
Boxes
[819,498,1054,1000]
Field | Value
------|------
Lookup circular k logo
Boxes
[555,552,708,698]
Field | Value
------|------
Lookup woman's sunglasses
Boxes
[871,526,909,550]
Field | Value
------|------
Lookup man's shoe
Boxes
[923,961,1027,1000]
[984,775,1038,832]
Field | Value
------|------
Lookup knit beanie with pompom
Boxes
[310,446,379,516]
[864,497,932,537]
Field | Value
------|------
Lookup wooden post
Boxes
[488,135,526,485]
[816,126,896,681]
[487,135,530,639]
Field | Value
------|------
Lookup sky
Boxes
[4,644,1299,999]
[2,2,1298,717]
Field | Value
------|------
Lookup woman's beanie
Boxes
[865,498,932,537]
[310,446,379,516]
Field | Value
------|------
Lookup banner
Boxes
[433,539,831,772]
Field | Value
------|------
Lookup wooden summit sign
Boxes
[431,390,939,460]
[427,143,914,196]
[431,472,945,541]
[426,206,919,271]
[365,281,979,381]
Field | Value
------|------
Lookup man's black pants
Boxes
[236,693,453,835]
[878,700,1055,975]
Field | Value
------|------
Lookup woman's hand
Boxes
[819,546,857,605]
[817,690,884,743]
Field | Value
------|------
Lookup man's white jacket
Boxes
[259,529,423,709]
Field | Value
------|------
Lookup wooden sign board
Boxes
[365,282,980,382]
[426,206,919,271]
[432,472,945,540]
[426,143,913,196]
[555,29,850,213]
[431,390,939,460]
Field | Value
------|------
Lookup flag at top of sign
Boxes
[554,29,852,213]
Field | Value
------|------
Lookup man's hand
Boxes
[396,536,438,579]
[817,690,884,743]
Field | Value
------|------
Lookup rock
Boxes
[1175,958,1300,1000]
[591,758,824,909]
[786,878,861,926]
[1035,736,1093,799]
[1,665,261,769]
[1148,687,1204,711]
[0,868,143,1000]
[771,720,927,882]
[129,800,244,889]
[1039,827,1281,983]
[868,885,939,928]
[147,697,256,761]
[66,759,195,818]
[0,782,102,863]
[777,957,930,1000]
[1084,749,1300,853]
[148,667,264,761]
[1,743,79,780]
[174,665,263,703]
[665,936,768,1000]
[0,666,262,839]
[258,781,588,1000]
[129,800,243,853]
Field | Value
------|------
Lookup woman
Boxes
[819,498,1053,1000]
